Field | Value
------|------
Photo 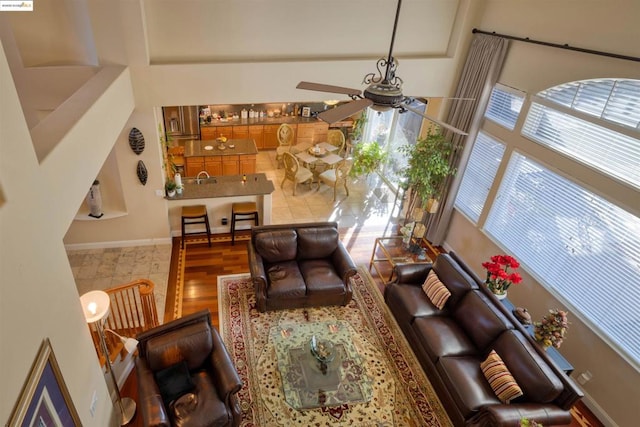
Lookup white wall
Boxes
[444,1,640,426]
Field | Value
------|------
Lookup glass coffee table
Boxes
[270,320,372,410]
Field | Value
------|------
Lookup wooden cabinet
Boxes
[232,126,249,139]
[249,125,264,149]
[205,157,222,176]
[312,122,329,143]
[239,155,256,174]
[200,127,216,140]
[296,123,315,145]
[185,157,205,177]
[214,126,233,140]
[222,156,240,175]
[263,124,280,149]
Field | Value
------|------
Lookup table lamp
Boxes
[80,290,136,425]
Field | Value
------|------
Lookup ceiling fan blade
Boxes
[402,104,469,136]
[297,81,362,97]
[317,99,374,124]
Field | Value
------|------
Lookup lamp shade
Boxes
[79,290,110,324]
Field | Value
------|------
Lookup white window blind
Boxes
[523,102,640,189]
[538,79,640,130]
[485,153,640,366]
[485,84,525,130]
[454,132,505,222]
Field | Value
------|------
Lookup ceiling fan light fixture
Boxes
[323,100,340,106]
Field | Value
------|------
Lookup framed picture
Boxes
[7,338,82,427]
[301,106,311,118]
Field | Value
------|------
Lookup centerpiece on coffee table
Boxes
[310,335,336,375]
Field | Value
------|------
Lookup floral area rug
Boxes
[217,267,452,427]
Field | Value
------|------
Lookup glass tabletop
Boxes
[269,320,372,410]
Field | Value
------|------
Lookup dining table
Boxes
[295,142,344,174]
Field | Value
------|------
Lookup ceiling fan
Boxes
[296,0,469,136]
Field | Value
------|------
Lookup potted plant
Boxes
[399,130,455,215]
[165,178,177,197]
[350,141,388,177]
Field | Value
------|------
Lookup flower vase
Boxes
[492,291,507,300]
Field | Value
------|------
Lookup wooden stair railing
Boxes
[87,278,160,365]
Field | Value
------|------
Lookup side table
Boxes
[369,236,428,284]
[500,298,574,375]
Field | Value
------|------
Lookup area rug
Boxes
[217,267,452,427]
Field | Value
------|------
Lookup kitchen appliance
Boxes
[162,106,200,140]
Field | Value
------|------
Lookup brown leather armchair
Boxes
[248,222,357,312]
[135,310,243,427]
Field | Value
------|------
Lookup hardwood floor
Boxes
[122,231,601,427]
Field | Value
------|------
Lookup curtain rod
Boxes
[472,28,640,63]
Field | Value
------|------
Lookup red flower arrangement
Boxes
[482,254,522,295]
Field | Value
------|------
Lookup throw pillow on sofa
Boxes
[422,270,451,310]
[481,349,523,403]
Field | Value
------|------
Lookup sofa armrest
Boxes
[394,262,433,285]
[248,242,268,311]
[134,356,170,427]
[332,241,358,282]
[208,327,243,407]
[471,403,572,427]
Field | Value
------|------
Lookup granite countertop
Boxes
[183,139,258,157]
[200,116,350,127]
[166,173,275,200]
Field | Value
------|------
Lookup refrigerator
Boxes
[162,106,200,140]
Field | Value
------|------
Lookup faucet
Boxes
[196,170,210,184]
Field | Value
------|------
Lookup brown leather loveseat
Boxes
[248,221,357,312]
[384,253,583,426]
[135,310,243,427]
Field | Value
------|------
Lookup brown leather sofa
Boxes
[247,221,357,312]
[384,253,583,427]
[135,310,242,427]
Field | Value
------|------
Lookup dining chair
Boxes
[276,123,295,168]
[326,129,346,157]
[281,152,314,195]
[318,157,353,201]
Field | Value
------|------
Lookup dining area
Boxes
[277,125,354,201]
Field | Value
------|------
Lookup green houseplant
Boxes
[165,178,177,197]
[350,141,388,177]
[399,130,455,214]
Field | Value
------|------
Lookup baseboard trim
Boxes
[65,237,172,251]
[580,391,618,426]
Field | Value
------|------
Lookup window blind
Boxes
[523,103,640,189]
[485,153,640,366]
[454,132,505,222]
[485,84,525,130]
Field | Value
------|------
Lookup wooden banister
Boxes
[87,278,160,365]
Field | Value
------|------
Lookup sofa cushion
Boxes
[412,316,478,363]
[422,270,451,310]
[296,227,339,260]
[254,230,298,263]
[493,330,563,403]
[145,321,213,371]
[481,350,524,403]
[436,356,501,419]
[154,360,195,406]
[171,370,230,426]
[453,291,513,351]
[385,284,450,327]
[266,261,306,298]
[299,259,345,295]
[432,254,478,306]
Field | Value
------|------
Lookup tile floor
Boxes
[67,151,404,322]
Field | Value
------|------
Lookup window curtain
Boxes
[425,33,508,245]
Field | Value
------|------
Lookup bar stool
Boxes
[231,202,259,245]
[181,205,211,249]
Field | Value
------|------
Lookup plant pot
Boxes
[427,198,439,213]
[492,290,507,300]
[167,190,176,198]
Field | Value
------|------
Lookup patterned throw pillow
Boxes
[421,270,451,310]
[481,350,524,403]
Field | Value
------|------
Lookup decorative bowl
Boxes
[310,336,335,363]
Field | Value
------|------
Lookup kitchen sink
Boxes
[182,177,218,185]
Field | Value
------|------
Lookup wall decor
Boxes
[7,338,82,427]
[137,160,148,185]
[86,179,103,218]
[128,127,145,155]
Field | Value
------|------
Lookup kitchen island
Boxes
[182,138,257,177]
[166,173,275,236]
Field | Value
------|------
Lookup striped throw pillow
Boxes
[481,350,524,403]
[422,270,451,310]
